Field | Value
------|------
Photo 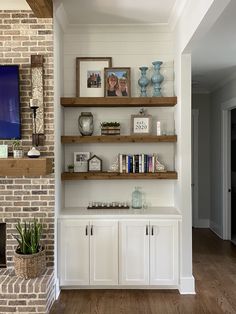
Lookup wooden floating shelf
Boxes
[61,97,177,107]
[0,158,53,177]
[61,171,178,181]
[61,135,177,144]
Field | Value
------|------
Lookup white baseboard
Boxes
[194,219,210,228]
[55,278,61,300]
[210,221,222,239]
[179,276,195,294]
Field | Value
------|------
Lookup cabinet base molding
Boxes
[179,276,195,294]
[60,285,180,290]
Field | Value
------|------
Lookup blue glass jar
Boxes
[132,187,142,209]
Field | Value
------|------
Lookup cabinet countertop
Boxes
[58,207,182,219]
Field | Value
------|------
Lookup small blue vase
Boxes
[151,61,164,97]
[138,66,149,97]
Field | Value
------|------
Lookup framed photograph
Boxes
[104,67,131,97]
[74,152,91,172]
[131,114,152,135]
[76,57,112,97]
[88,155,102,172]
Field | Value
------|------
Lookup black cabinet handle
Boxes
[146,225,149,235]
[151,226,154,236]
[91,225,93,236]
[85,225,88,236]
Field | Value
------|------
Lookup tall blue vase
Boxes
[138,66,149,97]
[151,61,164,97]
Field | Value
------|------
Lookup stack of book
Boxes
[119,153,156,173]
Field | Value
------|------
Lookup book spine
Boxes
[126,155,129,173]
[135,155,139,173]
[152,154,156,173]
[139,154,142,173]
[130,155,133,173]
[122,155,126,173]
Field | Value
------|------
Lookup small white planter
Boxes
[13,150,23,158]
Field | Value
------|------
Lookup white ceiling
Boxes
[0,0,30,10]
[192,0,236,92]
[61,0,178,25]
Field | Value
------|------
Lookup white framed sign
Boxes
[74,152,90,172]
[88,155,102,172]
[0,145,8,158]
[131,114,152,135]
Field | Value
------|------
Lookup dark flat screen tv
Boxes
[0,65,21,139]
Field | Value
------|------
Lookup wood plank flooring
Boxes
[51,229,236,314]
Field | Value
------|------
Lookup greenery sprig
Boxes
[101,122,120,127]
[13,219,43,255]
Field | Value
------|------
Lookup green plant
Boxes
[12,139,21,151]
[68,164,74,170]
[101,122,120,127]
[13,219,43,255]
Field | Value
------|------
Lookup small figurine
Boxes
[155,157,166,172]
[108,156,119,172]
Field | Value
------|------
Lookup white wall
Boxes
[54,13,64,295]
[210,77,236,237]
[172,0,226,294]
[62,24,176,208]
[192,93,211,224]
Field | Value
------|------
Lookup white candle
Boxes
[30,99,38,107]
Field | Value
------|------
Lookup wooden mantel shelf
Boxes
[61,135,177,144]
[61,97,177,107]
[0,158,53,177]
[61,171,178,181]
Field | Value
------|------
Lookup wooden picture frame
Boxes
[74,151,91,172]
[131,113,152,135]
[104,67,131,97]
[76,57,112,97]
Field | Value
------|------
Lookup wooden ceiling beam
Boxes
[26,0,53,18]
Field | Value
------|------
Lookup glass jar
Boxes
[132,187,142,209]
[78,112,94,136]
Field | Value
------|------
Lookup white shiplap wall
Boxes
[63,24,175,208]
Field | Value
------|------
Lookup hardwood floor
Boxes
[51,229,236,314]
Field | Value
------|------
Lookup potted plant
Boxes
[101,122,120,135]
[13,219,46,279]
[12,139,23,158]
[68,164,74,173]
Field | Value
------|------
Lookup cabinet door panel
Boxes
[119,220,149,285]
[59,220,89,286]
[90,220,118,285]
[150,220,178,285]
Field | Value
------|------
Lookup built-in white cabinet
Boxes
[119,220,178,286]
[59,217,179,288]
[60,220,89,286]
[119,220,149,285]
[149,220,178,285]
[59,219,118,286]
[90,220,118,285]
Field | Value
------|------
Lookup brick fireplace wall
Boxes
[0,10,55,313]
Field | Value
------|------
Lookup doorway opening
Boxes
[231,108,236,244]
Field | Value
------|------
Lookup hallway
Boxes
[51,229,236,313]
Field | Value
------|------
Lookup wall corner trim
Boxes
[55,278,61,300]
[179,276,196,294]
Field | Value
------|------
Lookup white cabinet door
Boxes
[150,220,178,285]
[90,220,118,285]
[119,220,149,285]
[60,220,90,286]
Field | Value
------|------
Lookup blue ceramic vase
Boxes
[138,66,149,97]
[151,61,164,97]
